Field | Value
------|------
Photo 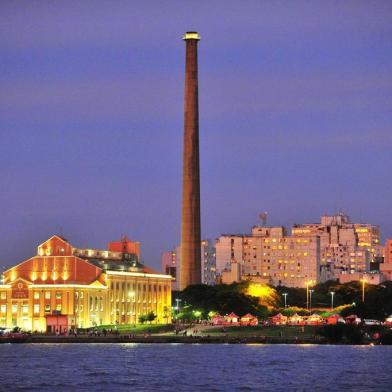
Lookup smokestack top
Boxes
[183,32,200,41]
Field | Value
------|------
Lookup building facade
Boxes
[161,250,179,291]
[0,236,172,332]
[380,239,392,280]
[291,213,382,280]
[161,239,216,289]
[216,226,320,288]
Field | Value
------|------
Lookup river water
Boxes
[1,344,391,391]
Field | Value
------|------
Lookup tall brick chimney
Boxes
[179,32,202,290]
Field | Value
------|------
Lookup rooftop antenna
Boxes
[259,212,268,227]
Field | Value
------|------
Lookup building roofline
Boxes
[105,270,173,279]
[37,235,70,248]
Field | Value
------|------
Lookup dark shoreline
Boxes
[0,335,369,345]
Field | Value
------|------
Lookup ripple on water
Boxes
[1,344,392,391]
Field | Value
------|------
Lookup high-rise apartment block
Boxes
[162,240,216,289]
[216,227,320,288]
[292,213,382,278]
[380,239,392,280]
[215,213,385,287]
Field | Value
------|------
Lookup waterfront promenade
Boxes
[3,323,391,345]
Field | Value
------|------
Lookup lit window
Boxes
[56,292,62,299]
[12,304,17,313]
[34,304,40,314]
[45,304,50,312]
[0,292,6,300]
[45,292,51,300]
[34,292,40,300]
[56,304,62,312]
[0,304,6,313]
[22,304,28,314]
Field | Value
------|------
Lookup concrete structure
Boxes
[385,239,392,264]
[161,250,178,291]
[180,31,202,290]
[338,271,385,285]
[0,236,172,332]
[291,213,381,281]
[216,226,320,288]
[380,239,392,280]
[201,240,217,285]
[108,236,140,259]
[162,240,216,289]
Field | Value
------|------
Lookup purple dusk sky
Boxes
[0,1,391,270]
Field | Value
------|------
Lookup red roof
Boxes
[241,313,256,319]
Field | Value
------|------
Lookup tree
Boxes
[138,314,147,324]
[179,283,269,318]
[146,311,156,324]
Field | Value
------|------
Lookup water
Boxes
[1,344,392,391]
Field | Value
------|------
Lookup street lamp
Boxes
[306,280,313,311]
[361,278,367,302]
[309,289,314,313]
[175,298,182,312]
[329,291,335,311]
[282,293,288,308]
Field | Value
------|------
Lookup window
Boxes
[0,304,6,313]
[0,292,6,300]
[80,304,84,312]
[12,304,17,313]
[45,292,51,300]
[22,304,29,314]
[56,304,62,312]
[56,292,62,300]
[34,304,40,314]
[34,292,40,300]
[45,304,50,312]
[80,291,84,299]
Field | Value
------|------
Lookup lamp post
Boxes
[175,298,182,313]
[329,291,335,311]
[361,278,367,302]
[306,282,309,311]
[309,289,314,313]
[282,293,288,308]
[306,280,313,311]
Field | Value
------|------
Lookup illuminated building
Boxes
[107,236,140,259]
[216,226,320,288]
[161,250,179,290]
[380,239,392,280]
[292,213,382,279]
[0,235,172,332]
[161,240,216,289]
